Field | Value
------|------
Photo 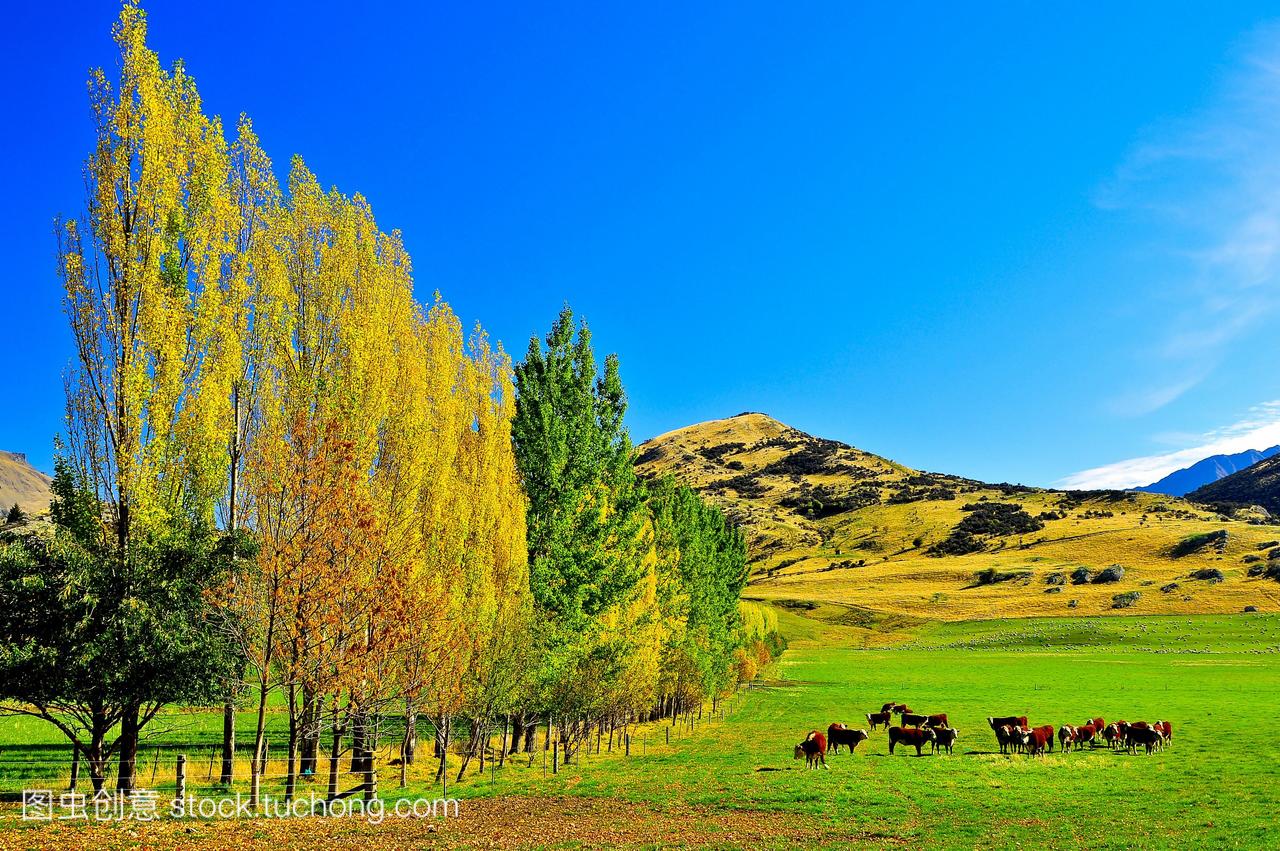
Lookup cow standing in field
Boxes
[794,730,829,769]
[995,725,1018,755]
[1103,722,1125,750]
[988,716,1028,732]
[1021,725,1054,757]
[989,716,1028,753]
[924,713,949,729]
[1073,724,1097,750]
[881,702,901,713]
[931,728,959,755]
[1058,725,1077,753]
[827,724,870,754]
[866,711,892,731]
[893,705,915,717]
[1125,726,1162,754]
[900,711,928,728]
[1154,720,1173,747]
[1084,717,1105,734]
[888,725,936,756]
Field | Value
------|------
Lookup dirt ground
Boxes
[0,795,904,849]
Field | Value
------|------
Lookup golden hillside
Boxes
[636,413,1280,620]
[0,451,53,516]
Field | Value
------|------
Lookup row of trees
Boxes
[0,3,782,800]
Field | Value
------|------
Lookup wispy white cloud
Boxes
[1058,400,1280,489]
[1099,24,1280,412]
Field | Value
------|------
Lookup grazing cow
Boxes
[988,715,1028,731]
[893,705,915,717]
[794,730,829,769]
[1021,725,1053,757]
[995,724,1018,755]
[827,724,870,754]
[931,727,959,755]
[881,702,901,713]
[1073,724,1097,749]
[900,712,928,728]
[866,711,892,731]
[888,725,936,756]
[1126,726,1162,754]
[1058,725,1077,753]
[925,713,950,729]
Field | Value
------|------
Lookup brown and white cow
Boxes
[988,715,1028,731]
[881,702,901,714]
[827,724,870,754]
[1084,717,1105,733]
[900,712,929,728]
[995,724,1018,755]
[888,725,936,756]
[931,727,959,755]
[866,711,892,731]
[924,713,949,729]
[1073,724,1097,749]
[1154,720,1173,746]
[1126,726,1162,754]
[1058,724,1077,753]
[1020,725,1054,757]
[794,730,829,768]
[893,705,915,717]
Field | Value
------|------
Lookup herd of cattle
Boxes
[794,703,1174,768]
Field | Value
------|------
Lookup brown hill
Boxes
[635,413,1280,619]
[0,451,53,516]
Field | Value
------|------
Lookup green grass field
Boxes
[3,607,1278,848]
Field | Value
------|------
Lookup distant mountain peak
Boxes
[1136,445,1280,497]
[0,450,53,516]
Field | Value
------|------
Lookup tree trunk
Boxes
[499,714,509,767]
[326,698,343,800]
[300,688,319,777]
[85,703,108,793]
[250,677,270,808]
[434,715,451,796]
[115,704,139,795]
[402,699,417,766]
[284,684,299,803]
[220,702,235,786]
[350,712,366,773]
[510,713,525,756]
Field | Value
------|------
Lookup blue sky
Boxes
[5,2,1280,488]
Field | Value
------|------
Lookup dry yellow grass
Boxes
[637,413,1280,620]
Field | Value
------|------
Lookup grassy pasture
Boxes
[3,608,1277,848]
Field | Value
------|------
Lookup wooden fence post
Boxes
[175,754,187,803]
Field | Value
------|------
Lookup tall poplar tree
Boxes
[51,2,242,792]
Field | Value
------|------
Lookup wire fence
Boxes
[0,692,744,798]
